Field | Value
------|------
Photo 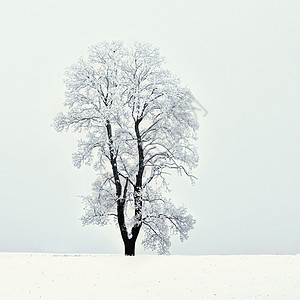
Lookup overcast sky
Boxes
[0,0,299,255]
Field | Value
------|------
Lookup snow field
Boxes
[0,253,299,299]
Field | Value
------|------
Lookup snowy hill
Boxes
[0,253,299,299]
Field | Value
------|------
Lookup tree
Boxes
[53,41,199,255]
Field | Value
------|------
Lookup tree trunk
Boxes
[124,238,136,256]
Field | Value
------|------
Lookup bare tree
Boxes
[54,41,199,255]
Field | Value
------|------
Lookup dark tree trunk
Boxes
[123,224,142,256]
[106,118,145,256]
[124,238,136,256]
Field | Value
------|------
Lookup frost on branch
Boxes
[53,41,200,255]
[141,187,195,254]
[81,176,117,226]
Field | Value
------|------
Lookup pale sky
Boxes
[0,0,299,255]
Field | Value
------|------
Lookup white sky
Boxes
[0,0,299,255]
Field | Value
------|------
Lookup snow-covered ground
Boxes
[0,253,298,299]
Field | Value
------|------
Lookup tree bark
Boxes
[124,237,136,256]
[123,224,141,256]
[106,120,131,255]
[106,118,144,256]
[120,119,144,256]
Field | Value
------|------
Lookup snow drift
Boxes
[0,253,299,299]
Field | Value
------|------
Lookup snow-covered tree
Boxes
[53,41,199,255]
